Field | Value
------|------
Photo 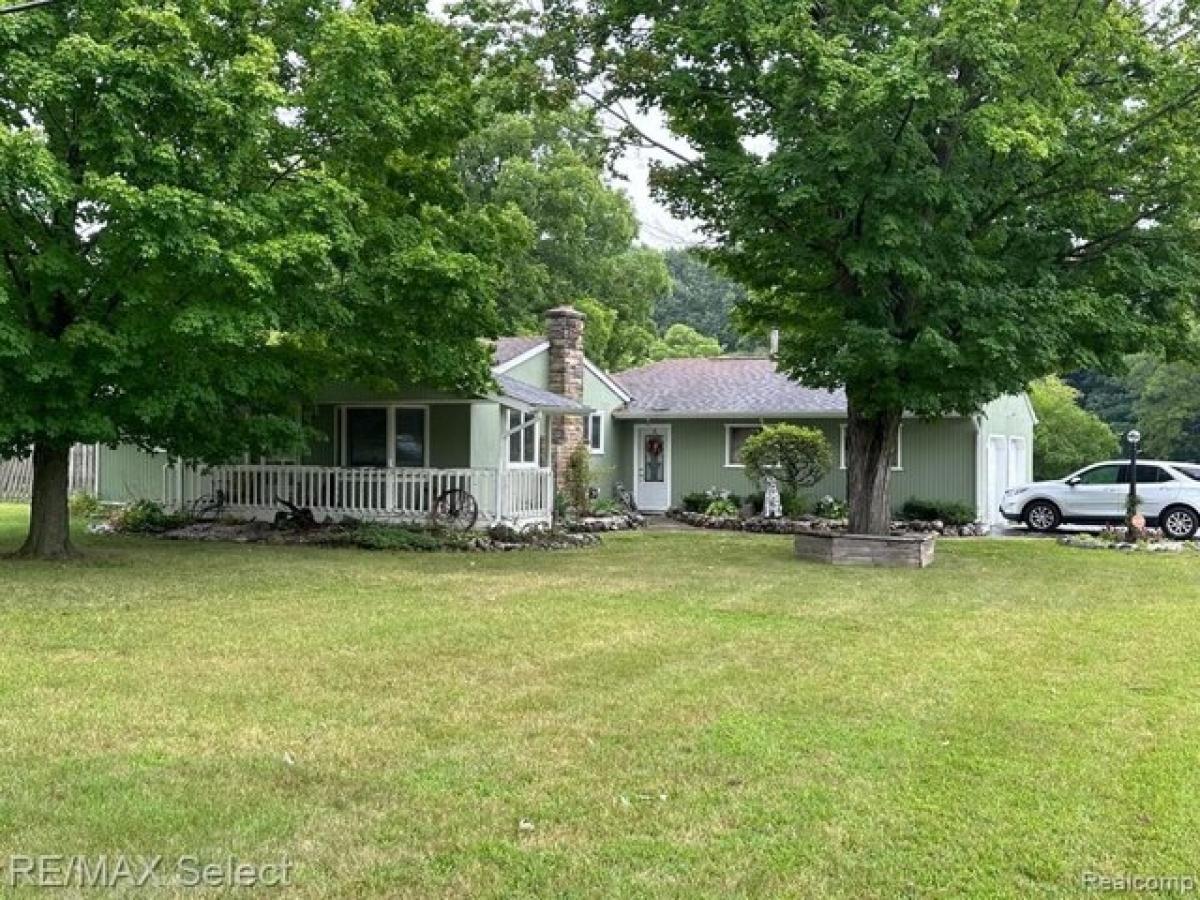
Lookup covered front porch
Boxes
[163,387,577,528]
[165,463,554,527]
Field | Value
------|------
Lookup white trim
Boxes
[505,408,541,468]
[723,423,763,468]
[338,404,430,468]
[492,341,550,375]
[585,411,605,455]
[584,358,632,402]
[1007,435,1028,486]
[633,424,672,512]
[839,424,903,471]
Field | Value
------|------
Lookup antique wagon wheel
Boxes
[433,488,480,532]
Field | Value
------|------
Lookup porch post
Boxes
[494,408,506,524]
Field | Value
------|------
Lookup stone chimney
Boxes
[546,306,586,488]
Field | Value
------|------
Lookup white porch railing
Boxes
[163,464,555,528]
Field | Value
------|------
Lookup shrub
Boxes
[900,498,977,527]
[108,500,187,534]
[344,524,450,552]
[813,495,847,520]
[69,492,102,520]
[739,424,832,496]
[591,498,621,516]
[682,488,741,513]
[746,489,811,518]
[705,498,739,517]
[782,492,810,519]
[564,444,593,514]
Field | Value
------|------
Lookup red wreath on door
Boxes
[645,436,664,458]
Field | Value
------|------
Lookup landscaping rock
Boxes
[566,513,645,534]
[668,508,985,538]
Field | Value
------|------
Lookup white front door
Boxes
[634,425,671,512]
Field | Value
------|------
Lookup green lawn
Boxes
[3,504,1200,897]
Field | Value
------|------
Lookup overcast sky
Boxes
[602,109,703,250]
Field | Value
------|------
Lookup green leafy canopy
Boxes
[0,1,520,463]
[555,0,1200,418]
[1029,376,1119,480]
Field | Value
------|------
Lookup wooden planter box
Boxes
[794,532,936,568]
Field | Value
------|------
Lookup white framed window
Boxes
[839,424,903,471]
[339,405,429,468]
[507,409,539,467]
[584,412,604,454]
[725,424,763,468]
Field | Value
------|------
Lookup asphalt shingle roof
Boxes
[494,374,588,412]
[613,357,847,417]
[492,336,547,367]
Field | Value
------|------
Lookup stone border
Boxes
[565,513,645,533]
[669,509,986,537]
[795,532,936,568]
[1059,534,1197,554]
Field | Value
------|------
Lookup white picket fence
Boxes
[0,445,100,502]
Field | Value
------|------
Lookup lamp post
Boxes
[1126,429,1142,536]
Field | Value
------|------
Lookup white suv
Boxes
[1000,460,1200,540]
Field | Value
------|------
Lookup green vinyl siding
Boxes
[582,367,626,499]
[615,416,978,513]
[501,351,550,391]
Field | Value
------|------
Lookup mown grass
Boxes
[2,503,1200,897]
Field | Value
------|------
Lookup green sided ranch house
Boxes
[82,307,1035,529]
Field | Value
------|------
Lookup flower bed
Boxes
[1059,531,1198,553]
[668,509,987,537]
[565,513,645,534]
[93,505,599,552]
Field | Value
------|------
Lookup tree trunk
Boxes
[14,444,75,560]
[845,402,903,536]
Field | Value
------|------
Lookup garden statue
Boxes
[763,476,783,519]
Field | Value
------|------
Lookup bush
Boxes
[682,488,741,513]
[739,424,832,495]
[782,492,810,519]
[69,492,102,520]
[108,500,188,534]
[813,495,847,519]
[705,498,740,517]
[343,524,451,552]
[900,498,977,527]
[564,444,592,514]
[746,490,811,518]
[591,498,622,516]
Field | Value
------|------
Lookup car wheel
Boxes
[1160,505,1199,541]
[1023,500,1060,533]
